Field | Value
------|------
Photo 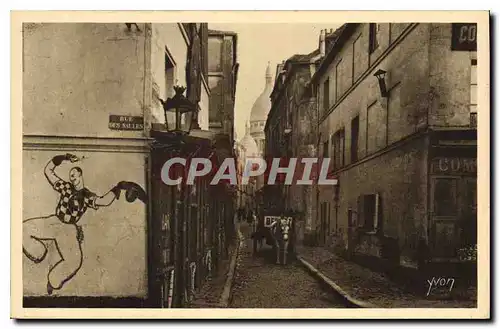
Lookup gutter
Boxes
[297,256,376,308]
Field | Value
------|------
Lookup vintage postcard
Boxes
[11,10,490,319]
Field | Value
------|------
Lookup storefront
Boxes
[427,129,477,262]
[334,128,476,271]
[150,130,215,308]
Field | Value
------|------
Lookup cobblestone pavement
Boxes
[298,246,477,308]
[230,223,347,308]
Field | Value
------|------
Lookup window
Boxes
[339,129,345,168]
[433,178,458,217]
[358,194,381,232]
[470,54,477,126]
[352,35,361,82]
[335,60,342,101]
[208,76,222,90]
[208,37,223,72]
[369,23,380,53]
[351,116,360,163]
[165,51,175,99]
[332,129,345,170]
[323,140,329,157]
[323,78,330,112]
[208,76,223,123]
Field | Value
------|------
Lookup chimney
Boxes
[319,29,326,57]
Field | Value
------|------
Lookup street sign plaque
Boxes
[109,115,144,131]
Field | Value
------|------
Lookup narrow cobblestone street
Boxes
[229,223,347,308]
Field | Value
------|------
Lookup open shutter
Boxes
[374,193,380,230]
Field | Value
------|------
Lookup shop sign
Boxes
[109,115,144,131]
[431,157,477,174]
[451,23,477,51]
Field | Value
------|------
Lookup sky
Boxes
[208,23,340,141]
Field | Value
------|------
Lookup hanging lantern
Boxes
[162,86,198,135]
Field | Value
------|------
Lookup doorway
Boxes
[429,176,477,260]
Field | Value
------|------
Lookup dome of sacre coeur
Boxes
[250,63,273,123]
[240,124,260,158]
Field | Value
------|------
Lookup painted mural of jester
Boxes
[23,153,147,295]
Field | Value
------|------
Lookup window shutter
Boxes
[374,193,380,230]
[357,195,366,228]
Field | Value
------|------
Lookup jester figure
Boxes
[23,153,147,295]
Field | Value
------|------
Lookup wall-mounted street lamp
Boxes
[160,86,199,136]
[156,85,198,308]
[374,69,388,98]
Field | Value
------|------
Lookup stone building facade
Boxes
[264,28,341,244]
[207,29,239,142]
[264,50,323,244]
[206,29,239,261]
[311,23,477,269]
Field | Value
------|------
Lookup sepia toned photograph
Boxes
[11,11,490,319]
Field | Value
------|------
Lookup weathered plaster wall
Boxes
[22,150,147,297]
[428,23,476,126]
[23,23,147,137]
[319,136,428,267]
[318,23,430,161]
[22,23,149,298]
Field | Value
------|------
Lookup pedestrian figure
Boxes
[23,153,147,295]
[237,207,244,222]
[250,209,267,255]
[247,210,254,224]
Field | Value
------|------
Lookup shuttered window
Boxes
[357,193,381,232]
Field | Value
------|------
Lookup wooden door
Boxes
[461,177,477,247]
[430,177,461,259]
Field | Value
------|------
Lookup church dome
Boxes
[250,63,273,123]
[240,123,260,158]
